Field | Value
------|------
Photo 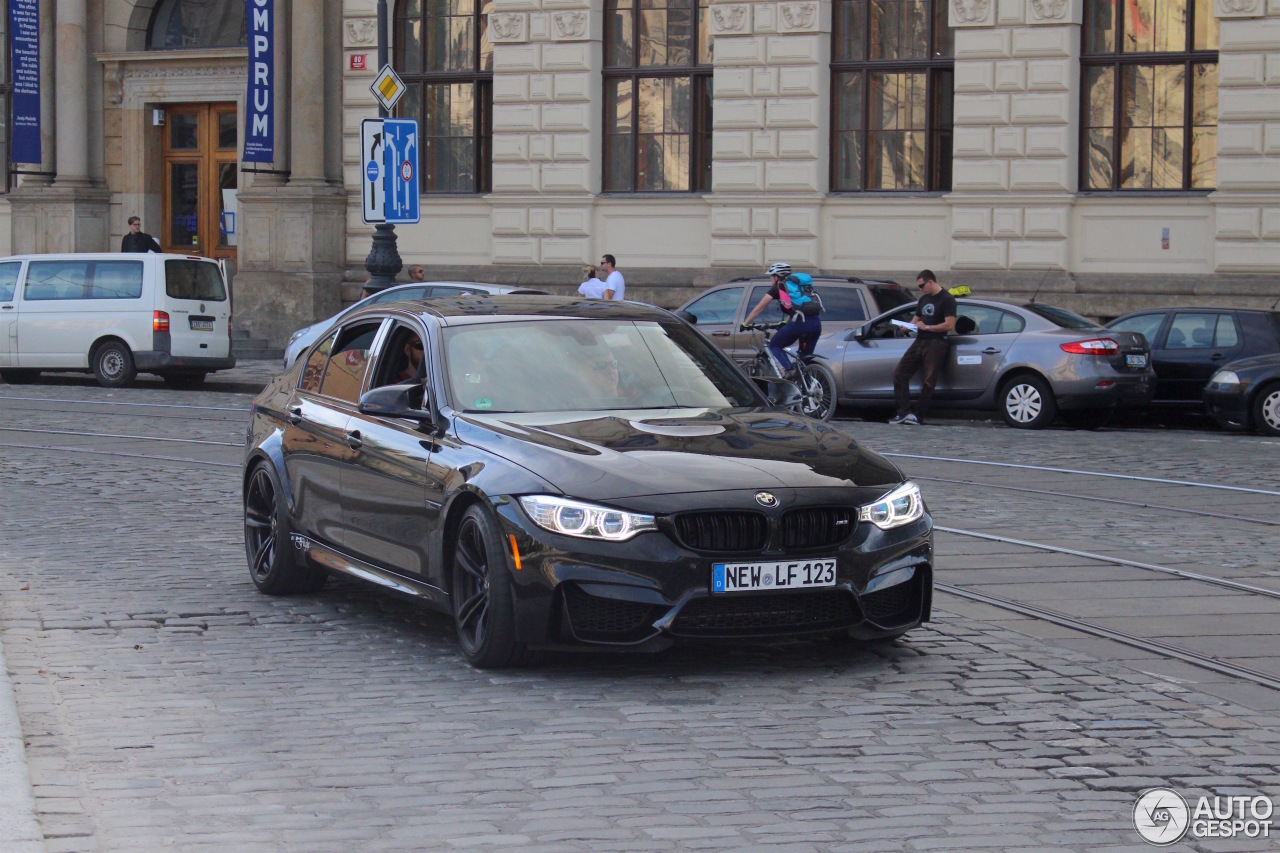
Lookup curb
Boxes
[0,629,42,851]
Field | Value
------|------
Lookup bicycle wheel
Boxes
[793,362,837,421]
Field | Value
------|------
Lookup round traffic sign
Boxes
[400,160,413,182]
[366,160,379,182]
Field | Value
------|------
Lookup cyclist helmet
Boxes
[766,262,792,278]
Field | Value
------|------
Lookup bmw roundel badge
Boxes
[755,491,778,508]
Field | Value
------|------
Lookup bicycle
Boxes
[741,322,838,421]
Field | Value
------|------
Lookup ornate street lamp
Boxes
[363,0,402,291]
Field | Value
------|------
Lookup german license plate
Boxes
[190,318,215,331]
[712,559,837,594]
[1126,354,1148,368]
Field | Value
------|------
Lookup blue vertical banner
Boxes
[9,0,41,164]
[242,0,274,163]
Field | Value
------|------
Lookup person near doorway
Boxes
[407,265,426,282]
[890,269,957,426]
[599,254,625,300]
[121,216,162,253]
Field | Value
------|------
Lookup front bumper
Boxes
[1204,386,1250,429]
[491,496,934,649]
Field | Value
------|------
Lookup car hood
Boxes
[1224,351,1280,372]
[451,408,904,501]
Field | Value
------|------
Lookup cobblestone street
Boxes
[1,377,1278,851]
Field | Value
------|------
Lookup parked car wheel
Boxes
[1061,408,1113,430]
[999,373,1057,429]
[244,462,328,595]
[1253,382,1280,436]
[795,361,837,422]
[92,340,137,388]
[450,503,528,669]
[0,369,39,385]
[163,372,207,390]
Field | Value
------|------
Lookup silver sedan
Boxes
[815,299,1156,429]
[282,281,546,368]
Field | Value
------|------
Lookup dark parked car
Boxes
[243,296,934,667]
[814,299,1155,429]
[1106,308,1280,406]
[677,276,914,362]
[1203,352,1280,436]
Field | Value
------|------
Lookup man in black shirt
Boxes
[121,216,162,253]
[890,269,957,425]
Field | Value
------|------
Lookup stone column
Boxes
[289,0,327,186]
[708,0,828,268]
[1213,0,1280,272]
[53,0,90,186]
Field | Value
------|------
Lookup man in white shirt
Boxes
[600,254,625,301]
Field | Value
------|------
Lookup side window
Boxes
[425,286,472,297]
[371,286,429,304]
[818,289,867,322]
[372,323,428,388]
[0,262,20,302]
[88,262,144,300]
[749,285,788,324]
[955,305,1006,335]
[867,305,917,339]
[1214,315,1239,347]
[996,311,1025,334]
[1111,313,1164,345]
[1168,312,1218,349]
[24,261,90,300]
[318,323,381,403]
[299,333,336,393]
[683,287,743,325]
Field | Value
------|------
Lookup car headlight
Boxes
[859,482,924,530]
[519,495,656,541]
[1209,370,1240,386]
[287,327,309,344]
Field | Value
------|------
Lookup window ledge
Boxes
[1076,189,1214,198]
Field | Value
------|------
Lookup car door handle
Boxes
[0,304,12,310]
[1210,353,1226,361]
[982,347,1001,354]
[286,405,303,425]
[345,430,363,450]
[711,330,731,337]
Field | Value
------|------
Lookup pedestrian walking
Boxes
[121,216,162,253]
[599,254,625,300]
[578,264,606,299]
[890,269,957,425]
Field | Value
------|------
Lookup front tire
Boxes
[92,341,137,388]
[998,374,1057,429]
[450,504,528,668]
[794,362,837,422]
[1253,382,1280,436]
[243,462,327,595]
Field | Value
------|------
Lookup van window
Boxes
[165,259,227,301]
[0,262,19,301]
[89,262,145,299]
[23,261,144,300]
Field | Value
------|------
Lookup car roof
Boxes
[0,252,216,262]
[371,280,533,294]
[1110,307,1279,317]
[359,295,676,326]
[727,274,901,287]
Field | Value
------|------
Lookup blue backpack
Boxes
[778,273,819,313]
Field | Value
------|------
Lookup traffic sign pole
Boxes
[363,0,402,293]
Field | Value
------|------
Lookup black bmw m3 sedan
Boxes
[242,296,934,667]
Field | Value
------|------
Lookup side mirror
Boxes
[753,377,803,407]
[359,382,434,422]
[852,324,869,341]
[676,310,697,325]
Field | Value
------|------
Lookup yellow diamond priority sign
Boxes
[370,65,406,112]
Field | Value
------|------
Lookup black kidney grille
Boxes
[672,591,857,637]
[673,511,769,552]
[860,573,923,626]
[781,508,856,549]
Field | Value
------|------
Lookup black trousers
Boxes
[893,337,950,417]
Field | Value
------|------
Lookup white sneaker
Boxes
[902,413,921,425]
[889,413,908,424]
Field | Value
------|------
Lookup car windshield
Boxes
[442,319,761,412]
[1023,304,1100,330]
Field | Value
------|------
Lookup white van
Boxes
[0,253,235,389]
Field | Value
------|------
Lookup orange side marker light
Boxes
[508,534,522,570]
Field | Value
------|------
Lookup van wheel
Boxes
[998,374,1057,429]
[163,372,207,390]
[92,341,137,388]
[0,369,39,385]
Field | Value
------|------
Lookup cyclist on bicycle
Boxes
[740,262,822,381]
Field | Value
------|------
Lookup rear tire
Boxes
[794,362,837,422]
[450,504,529,668]
[1062,408,1113,430]
[243,462,328,595]
[998,374,1057,429]
[1253,382,1280,436]
[163,372,207,391]
[92,341,137,388]
[0,369,39,385]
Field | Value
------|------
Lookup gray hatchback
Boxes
[815,299,1156,429]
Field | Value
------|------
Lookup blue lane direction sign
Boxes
[382,119,420,225]
[360,118,386,225]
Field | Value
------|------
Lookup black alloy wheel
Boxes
[244,462,327,595]
[1254,382,1280,436]
[92,340,137,388]
[450,504,527,668]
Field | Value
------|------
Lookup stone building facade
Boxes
[1,0,1277,346]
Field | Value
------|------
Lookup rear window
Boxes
[166,260,226,301]
[819,288,867,322]
[869,284,912,313]
[1024,304,1100,330]
[24,260,144,300]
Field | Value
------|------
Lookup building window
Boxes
[603,0,713,193]
[1081,0,1218,190]
[395,0,493,194]
[831,0,954,192]
[148,0,247,50]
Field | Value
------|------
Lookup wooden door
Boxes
[161,103,238,260]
